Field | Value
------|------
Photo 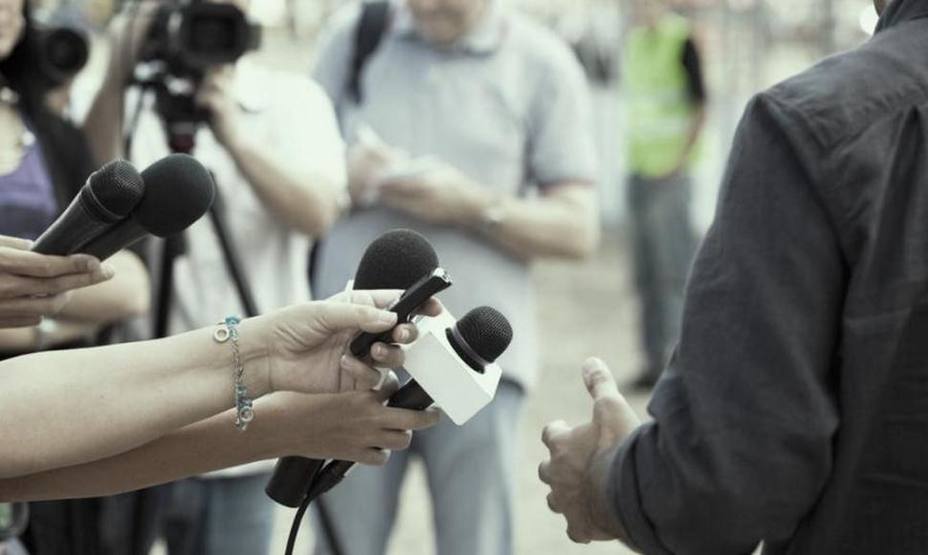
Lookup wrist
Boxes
[457,185,500,230]
[588,443,629,539]
[233,316,272,398]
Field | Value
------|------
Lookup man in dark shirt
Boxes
[622,0,707,389]
[540,0,928,553]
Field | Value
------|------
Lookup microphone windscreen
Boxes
[456,307,513,364]
[88,160,145,218]
[354,229,439,290]
[137,154,216,236]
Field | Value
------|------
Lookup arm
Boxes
[83,5,156,163]
[666,37,709,177]
[602,96,845,554]
[0,292,418,479]
[0,389,438,502]
[374,44,600,261]
[193,66,346,238]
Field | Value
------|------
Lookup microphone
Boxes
[79,154,216,261]
[265,229,451,508]
[303,306,513,502]
[32,160,144,255]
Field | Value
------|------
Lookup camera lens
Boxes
[39,27,89,84]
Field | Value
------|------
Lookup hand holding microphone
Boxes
[266,229,451,508]
[0,235,113,329]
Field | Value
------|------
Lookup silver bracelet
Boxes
[214,315,254,431]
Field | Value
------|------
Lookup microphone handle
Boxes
[79,217,149,262]
[32,191,122,256]
[264,457,326,508]
[305,380,434,503]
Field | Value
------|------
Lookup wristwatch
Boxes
[479,202,507,235]
[33,318,59,351]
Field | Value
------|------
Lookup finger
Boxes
[315,301,398,334]
[374,371,400,400]
[390,323,418,344]
[541,420,570,448]
[582,358,620,402]
[382,406,441,431]
[413,298,443,318]
[340,355,383,391]
[359,448,390,467]
[0,236,31,250]
[336,289,402,309]
[567,522,593,544]
[378,180,419,195]
[1,267,112,298]
[370,342,405,369]
[538,460,552,485]
[0,315,42,329]
[0,294,70,318]
[547,492,562,514]
[377,430,413,451]
[0,249,101,278]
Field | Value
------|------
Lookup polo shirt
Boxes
[312,1,598,387]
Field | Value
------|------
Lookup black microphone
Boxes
[80,154,216,261]
[303,306,513,502]
[265,229,450,508]
[32,160,144,256]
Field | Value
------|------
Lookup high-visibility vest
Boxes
[623,13,700,178]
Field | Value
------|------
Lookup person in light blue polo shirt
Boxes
[311,1,599,553]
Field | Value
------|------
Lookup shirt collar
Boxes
[875,0,928,33]
[391,0,506,55]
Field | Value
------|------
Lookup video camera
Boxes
[35,25,90,88]
[133,0,261,151]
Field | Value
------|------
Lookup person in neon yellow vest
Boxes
[623,0,707,389]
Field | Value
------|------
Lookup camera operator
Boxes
[84,1,349,553]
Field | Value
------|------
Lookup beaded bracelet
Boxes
[214,315,254,431]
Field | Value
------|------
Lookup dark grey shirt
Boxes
[610,2,928,554]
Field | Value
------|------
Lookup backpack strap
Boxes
[348,1,391,104]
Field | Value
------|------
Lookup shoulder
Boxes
[764,24,928,149]
[315,2,364,54]
[240,63,335,114]
[504,13,584,85]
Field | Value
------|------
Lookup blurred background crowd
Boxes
[0,0,886,553]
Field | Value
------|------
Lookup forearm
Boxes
[227,137,341,237]
[57,251,150,324]
[0,320,98,353]
[84,76,127,164]
[0,406,280,501]
[0,321,269,478]
[462,185,600,260]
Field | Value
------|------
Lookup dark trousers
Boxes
[627,173,698,378]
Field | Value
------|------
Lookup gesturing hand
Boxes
[0,235,113,328]
[538,358,640,544]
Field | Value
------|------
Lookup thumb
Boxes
[582,358,639,448]
[582,357,620,402]
[315,301,398,334]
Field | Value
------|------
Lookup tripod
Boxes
[126,92,347,555]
